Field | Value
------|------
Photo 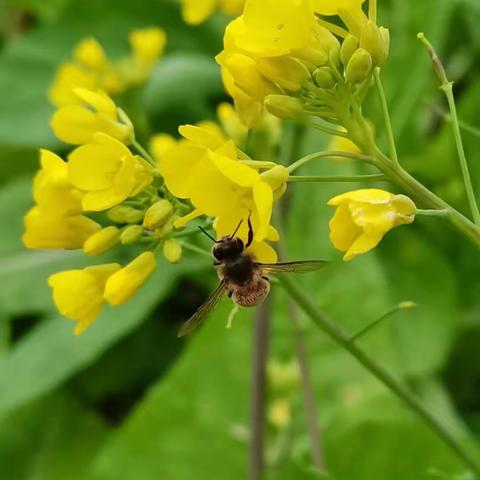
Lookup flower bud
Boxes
[360,21,390,66]
[340,34,359,67]
[294,48,329,68]
[163,238,182,264]
[83,226,120,256]
[256,57,310,92]
[107,205,145,224]
[313,67,336,89]
[261,166,289,191]
[143,199,174,230]
[120,225,144,245]
[264,95,305,120]
[345,48,373,85]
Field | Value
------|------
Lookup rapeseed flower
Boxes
[181,0,245,25]
[328,189,416,261]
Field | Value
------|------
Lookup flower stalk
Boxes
[280,275,480,478]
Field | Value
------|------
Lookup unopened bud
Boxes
[107,205,144,224]
[261,166,289,191]
[340,34,359,67]
[399,301,417,310]
[163,238,182,264]
[313,67,336,89]
[345,48,373,85]
[264,95,305,120]
[83,226,120,256]
[256,57,310,91]
[360,21,390,66]
[120,225,144,245]
[294,48,328,68]
[143,199,174,230]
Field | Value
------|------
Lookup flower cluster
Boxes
[49,28,166,107]
[217,0,389,132]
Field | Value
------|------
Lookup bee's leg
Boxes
[246,214,254,248]
[214,261,221,266]
[262,276,270,282]
[227,290,233,298]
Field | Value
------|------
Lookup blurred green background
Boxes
[0,0,480,478]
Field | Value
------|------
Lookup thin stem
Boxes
[181,241,211,259]
[250,297,271,480]
[288,174,386,183]
[374,68,399,165]
[132,138,157,167]
[416,209,450,218]
[418,33,480,225]
[369,0,377,22]
[288,301,325,472]
[350,302,415,343]
[287,150,374,174]
[280,276,480,478]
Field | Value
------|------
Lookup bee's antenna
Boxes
[198,226,219,243]
[230,219,244,239]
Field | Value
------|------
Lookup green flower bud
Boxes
[143,199,174,230]
[340,34,359,67]
[163,238,182,264]
[120,225,144,245]
[360,21,390,66]
[107,205,144,224]
[83,226,120,256]
[345,48,373,85]
[261,166,289,191]
[313,67,336,89]
[264,95,305,120]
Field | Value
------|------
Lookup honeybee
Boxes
[178,217,328,336]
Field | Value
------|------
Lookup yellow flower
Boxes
[48,263,121,335]
[23,207,101,250]
[104,252,157,306]
[51,89,133,145]
[181,0,245,25]
[328,189,416,261]
[328,133,361,161]
[49,38,124,107]
[217,102,248,146]
[314,0,366,16]
[119,28,167,86]
[68,132,153,211]
[161,134,284,242]
[149,134,177,167]
[22,150,101,249]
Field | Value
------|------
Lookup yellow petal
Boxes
[179,124,226,150]
[248,241,278,263]
[328,188,393,206]
[252,181,273,241]
[344,230,384,261]
[104,252,157,306]
[181,0,217,24]
[329,202,361,252]
[209,150,260,187]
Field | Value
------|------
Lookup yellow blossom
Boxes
[104,252,157,306]
[51,89,133,145]
[68,132,153,211]
[48,263,121,335]
[22,150,101,249]
[49,38,124,107]
[149,134,177,167]
[328,133,361,161]
[181,0,245,25]
[217,102,248,146]
[314,0,366,16]
[119,28,167,86]
[328,189,416,261]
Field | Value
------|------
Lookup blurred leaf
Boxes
[142,53,223,120]
[90,302,252,480]
[0,258,207,419]
[0,392,109,480]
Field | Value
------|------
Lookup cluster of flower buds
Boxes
[217,0,389,130]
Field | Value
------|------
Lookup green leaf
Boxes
[0,392,109,480]
[0,259,207,419]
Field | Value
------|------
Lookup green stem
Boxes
[374,68,399,165]
[287,150,374,174]
[132,139,156,167]
[280,276,480,478]
[416,209,450,218]
[288,174,386,183]
[417,33,480,225]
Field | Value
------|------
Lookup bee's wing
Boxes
[258,260,329,274]
[178,280,228,337]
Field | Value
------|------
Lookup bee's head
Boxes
[213,236,244,261]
